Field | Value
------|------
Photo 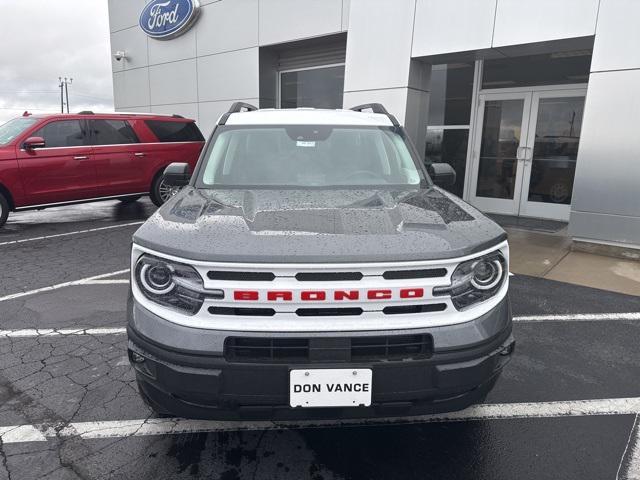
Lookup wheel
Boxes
[0,192,9,228]
[150,173,180,207]
[118,195,142,205]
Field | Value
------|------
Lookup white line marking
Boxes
[0,425,47,443]
[0,269,130,303]
[514,312,640,322]
[82,279,130,285]
[0,327,127,338]
[0,222,144,247]
[1,397,639,444]
[1,312,639,338]
[618,414,640,480]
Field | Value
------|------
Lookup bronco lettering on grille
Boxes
[233,289,425,301]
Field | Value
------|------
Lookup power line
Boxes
[58,77,73,113]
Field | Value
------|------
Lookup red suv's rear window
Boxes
[144,120,204,142]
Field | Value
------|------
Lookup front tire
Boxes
[150,174,180,207]
[0,193,9,228]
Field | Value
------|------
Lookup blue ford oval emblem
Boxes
[139,0,201,40]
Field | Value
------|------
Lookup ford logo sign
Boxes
[139,0,201,40]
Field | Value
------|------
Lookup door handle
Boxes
[73,156,89,160]
[516,146,526,161]
[134,152,145,157]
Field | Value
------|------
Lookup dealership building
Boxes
[108,0,640,251]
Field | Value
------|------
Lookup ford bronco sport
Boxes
[128,103,514,420]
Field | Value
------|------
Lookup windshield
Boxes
[199,125,425,188]
[0,117,39,145]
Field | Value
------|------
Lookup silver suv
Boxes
[127,103,514,420]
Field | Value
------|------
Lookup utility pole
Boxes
[58,77,73,113]
[58,77,64,113]
[64,77,72,114]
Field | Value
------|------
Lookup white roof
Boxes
[224,108,395,126]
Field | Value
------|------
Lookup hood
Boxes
[133,186,506,263]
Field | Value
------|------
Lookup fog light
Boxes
[131,351,145,364]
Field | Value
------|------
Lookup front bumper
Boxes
[128,295,514,420]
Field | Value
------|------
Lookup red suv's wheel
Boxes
[0,192,9,228]
[150,174,180,207]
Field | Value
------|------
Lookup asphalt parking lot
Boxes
[0,199,639,480]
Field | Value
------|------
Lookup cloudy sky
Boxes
[0,0,113,124]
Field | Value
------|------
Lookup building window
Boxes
[426,63,475,197]
[482,51,592,89]
[279,64,345,109]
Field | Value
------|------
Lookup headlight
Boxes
[433,251,507,310]
[134,254,222,315]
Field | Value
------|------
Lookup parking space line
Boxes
[1,397,639,444]
[0,327,127,338]
[0,269,130,303]
[618,414,640,480]
[514,312,640,322]
[82,279,130,285]
[0,221,144,247]
[1,312,639,338]
[0,425,47,443]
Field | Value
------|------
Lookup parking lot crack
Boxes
[0,437,13,480]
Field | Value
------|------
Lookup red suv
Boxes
[0,112,205,227]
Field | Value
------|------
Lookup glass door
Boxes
[469,92,533,215]
[518,89,586,221]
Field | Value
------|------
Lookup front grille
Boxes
[351,334,433,361]
[224,334,434,363]
[295,272,363,281]
[382,268,447,280]
[382,303,447,315]
[209,307,275,316]
[225,338,308,362]
[209,304,445,316]
[295,307,363,317]
[207,271,275,281]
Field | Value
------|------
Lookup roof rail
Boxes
[350,103,400,127]
[172,114,184,118]
[78,110,94,115]
[219,102,258,125]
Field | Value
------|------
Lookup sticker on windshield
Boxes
[296,141,316,147]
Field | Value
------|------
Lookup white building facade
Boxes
[108,0,640,250]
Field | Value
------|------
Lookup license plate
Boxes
[289,369,372,408]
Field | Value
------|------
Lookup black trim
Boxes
[209,307,275,317]
[296,307,363,317]
[207,271,275,281]
[295,272,363,281]
[350,103,400,127]
[382,268,448,280]
[219,102,258,125]
[382,303,447,315]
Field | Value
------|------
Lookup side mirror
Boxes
[162,162,191,187]
[427,163,456,188]
[24,136,45,150]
